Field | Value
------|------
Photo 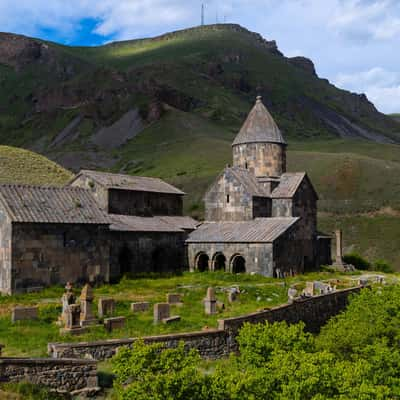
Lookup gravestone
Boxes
[98,298,115,318]
[335,230,344,266]
[287,288,298,303]
[60,282,76,325]
[163,316,181,324]
[131,302,150,312]
[204,287,217,315]
[80,284,98,327]
[227,287,239,303]
[104,316,126,332]
[11,306,38,323]
[153,303,170,324]
[61,304,86,335]
[166,293,182,305]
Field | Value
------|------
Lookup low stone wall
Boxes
[49,287,362,361]
[49,329,230,360]
[0,358,98,395]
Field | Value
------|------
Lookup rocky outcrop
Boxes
[288,56,317,76]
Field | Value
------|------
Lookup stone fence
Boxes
[0,357,99,396]
[49,286,362,361]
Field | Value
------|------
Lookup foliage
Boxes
[0,383,66,400]
[111,286,400,400]
[373,260,394,273]
[343,252,371,270]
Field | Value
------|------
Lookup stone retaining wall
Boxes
[0,358,98,395]
[49,287,362,361]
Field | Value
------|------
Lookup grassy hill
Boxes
[0,24,399,268]
[0,146,72,186]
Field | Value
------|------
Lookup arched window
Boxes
[212,253,226,272]
[231,255,246,274]
[195,253,209,272]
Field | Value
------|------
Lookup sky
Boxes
[1,0,399,113]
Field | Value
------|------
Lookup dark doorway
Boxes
[213,253,226,271]
[231,255,246,274]
[196,253,209,272]
[119,246,132,275]
[152,247,168,273]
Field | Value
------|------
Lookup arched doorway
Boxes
[118,246,132,275]
[231,255,246,274]
[212,253,226,271]
[195,253,209,272]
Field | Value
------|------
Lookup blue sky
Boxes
[1,0,400,113]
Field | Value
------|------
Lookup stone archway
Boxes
[212,253,226,272]
[195,252,209,272]
[231,254,246,274]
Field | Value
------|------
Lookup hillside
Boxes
[0,146,72,186]
[0,24,400,268]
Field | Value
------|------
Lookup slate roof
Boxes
[270,173,306,198]
[186,217,299,243]
[73,170,185,195]
[0,185,110,224]
[159,216,199,231]
[232,97,286,146]
[109,214,184,233]
[228,167,269,197]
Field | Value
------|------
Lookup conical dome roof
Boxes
[232,97,286,146]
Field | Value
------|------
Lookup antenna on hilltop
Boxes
[201,3,205,26]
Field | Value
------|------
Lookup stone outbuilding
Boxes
[0,171,198,294]
[187,97,331,277]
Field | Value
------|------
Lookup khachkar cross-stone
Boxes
[335,230,344,266]
[80,284,98,327]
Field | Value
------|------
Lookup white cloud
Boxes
[334,67,400,113]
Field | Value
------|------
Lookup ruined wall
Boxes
[232,142,286,177]
[49,287,362,361]
[11,223,110,293]
[108,189,183,216]
[0,358,98,395]
[0,208,12,294]
[187,242,274,275]
[110,231,185,280]
[205,170,254,221]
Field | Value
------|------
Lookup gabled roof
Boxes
[159,216,199,231]
[186,217,299,243]
[232,97,286,146]
[72,170,185,195]
[109,214,184,233]
[0,185,110,224]
[228,167,270,197]
[271,172,318,200]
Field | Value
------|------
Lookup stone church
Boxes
[0,171,197,294]
[186,97,331,276]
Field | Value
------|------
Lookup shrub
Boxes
[374,260,394,273]
[343,253,370,270]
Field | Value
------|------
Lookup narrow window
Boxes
[226,194,230,203]
[245,162,248,169]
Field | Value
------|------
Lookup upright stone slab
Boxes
[11,306,38,322]
[61,304,86,335]
[98,298,115,318]
[80,284,98,327]
[154,303,170,324]
[335,230,343,266]
[204,287,217,315]
[104,316,126,332]
[60,282,76,325]
[166,293,182,305]
[131,302,150,312]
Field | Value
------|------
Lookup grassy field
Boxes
[0,271,369,358]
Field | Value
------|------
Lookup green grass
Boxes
[0,146,72,186]
[0,271,362,358]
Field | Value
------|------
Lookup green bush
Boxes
[0,382,66,399]
[343,253,371,270]
[374,260,393,273]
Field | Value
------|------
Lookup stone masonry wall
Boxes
[0,358,98,395]
[0,207,12,294]
[49,287,362,361]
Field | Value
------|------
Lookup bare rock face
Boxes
[288,56,317,76]
[0,33,44,70]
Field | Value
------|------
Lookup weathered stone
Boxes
[287,288,298,303]
[11,306,38,322]
[104,316,126,332]
[162,315,181,324]
[131,302,150,312]
[154,303,170,323]
[204,287,217,315]
[60,304,86,335]
[80,284,97,327]
[98,298,115,318]
[166,293,182,304]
